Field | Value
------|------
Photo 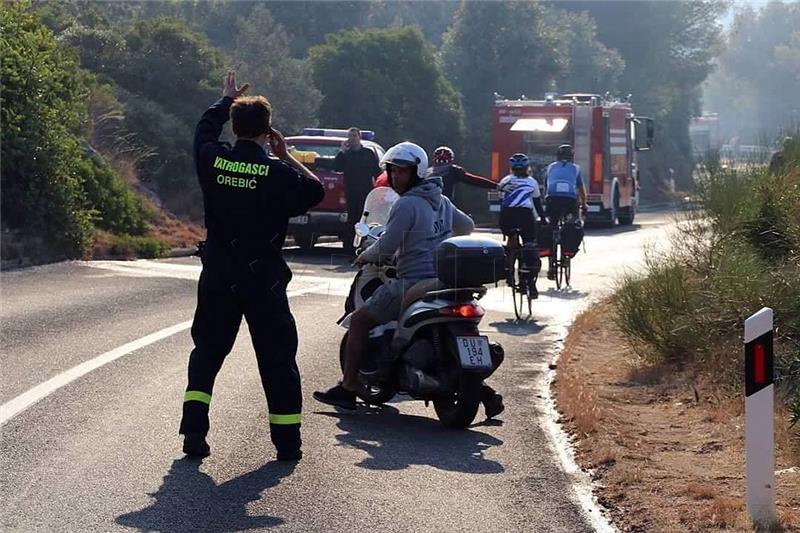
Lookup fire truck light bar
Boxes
[301,128,376,141]
[510,118,568,133]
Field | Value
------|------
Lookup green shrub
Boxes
[614,258,702,364]
[1,2,96,258]
[108,234,169,259]
[79,157,151,236]
[615,136,799,440]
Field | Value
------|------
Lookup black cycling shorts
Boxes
[499,207,537,243]
[546,196,579,223]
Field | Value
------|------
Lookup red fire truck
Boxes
[490,93,654,226]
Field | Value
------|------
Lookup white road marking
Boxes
[0,283,328,426]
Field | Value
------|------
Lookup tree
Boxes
[234,6,320,134]
[310,27,465,153]
[1,2,147,259]
[559,1,726,192]
[91,18,225,213]
[1,2,97,258]
[544,8,624,94]
[441,1,561,171]
[366,1,459,46]
[704,2,800,143]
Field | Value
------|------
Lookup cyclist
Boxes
[498,153,545,298]
[544,144,587,280]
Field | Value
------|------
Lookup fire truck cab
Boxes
[490,93,654,226]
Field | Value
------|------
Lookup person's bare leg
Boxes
[342,307,378,391]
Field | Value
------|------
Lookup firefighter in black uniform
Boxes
[180,70,324,461]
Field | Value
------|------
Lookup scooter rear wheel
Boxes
[339,334,398,406]
[433,372,482,429]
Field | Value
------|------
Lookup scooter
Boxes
[338,187,506,428]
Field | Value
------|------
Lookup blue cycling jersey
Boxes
[546,161,583,199]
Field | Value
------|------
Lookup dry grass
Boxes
[609,463,645,487]
[682,482,717,501]
[557,367,602,435]
[589,446,618,468]
[555,306,606,436]
[700,496,745,529]
[555,299,800,533]
[778,508,800,531]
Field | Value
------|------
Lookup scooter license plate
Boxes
[456,336,493,369]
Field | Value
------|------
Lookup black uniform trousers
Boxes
[179,242,301,452]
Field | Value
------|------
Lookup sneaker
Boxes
[483,393,505,419]
[312,383,357,410]
[183,433,210,458]
[277,448,303,462]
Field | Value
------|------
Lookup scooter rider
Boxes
[179,70,324,461]
[313,142,505,418]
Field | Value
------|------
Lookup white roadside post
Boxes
[744,307,776,526]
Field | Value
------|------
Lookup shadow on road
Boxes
[318,405,504,474]
[584,223,641,236]
[116,457,295,532]
[488,318,546,336]
[540,287,589,300]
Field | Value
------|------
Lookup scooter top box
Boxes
[436,236,506,288]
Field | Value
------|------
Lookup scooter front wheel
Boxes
[339,334,398,406]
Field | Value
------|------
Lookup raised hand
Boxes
[222,69,249,99]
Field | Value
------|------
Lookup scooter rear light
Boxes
[441,304,485,318]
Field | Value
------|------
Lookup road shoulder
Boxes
[553,301,800,532]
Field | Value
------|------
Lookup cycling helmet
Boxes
[556,144,574,161]
[432,146,455,166]
[380,142,428,180]
[509,153,530,169]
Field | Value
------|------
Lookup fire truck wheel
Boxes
[618,205,635,225]
[602,188,619,227]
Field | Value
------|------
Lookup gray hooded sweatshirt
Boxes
[359,176,475,280]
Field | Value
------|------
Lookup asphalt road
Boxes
[0,212,673,532]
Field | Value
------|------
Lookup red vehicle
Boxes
[490,93,654,226]
[285,129,385,249]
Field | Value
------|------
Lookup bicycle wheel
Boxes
[554,243,563,290]
[512,257,527,320]
[525,275,534,315]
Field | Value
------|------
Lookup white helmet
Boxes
[380,141,428,180]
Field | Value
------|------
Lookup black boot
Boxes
[480,385,505,419]
[183,433,210,458]
[277,448,303,462]
[313,383,357,410]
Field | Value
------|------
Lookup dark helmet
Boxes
[556,144,574,161]
[509,153,530,169]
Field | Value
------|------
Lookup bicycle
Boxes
[504,227,537,320]
[549,210,584,290]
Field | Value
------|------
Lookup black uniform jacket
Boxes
[194,97,324,282]
[333,145,381,202]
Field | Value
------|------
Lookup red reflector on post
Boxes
[753,343,766,385]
